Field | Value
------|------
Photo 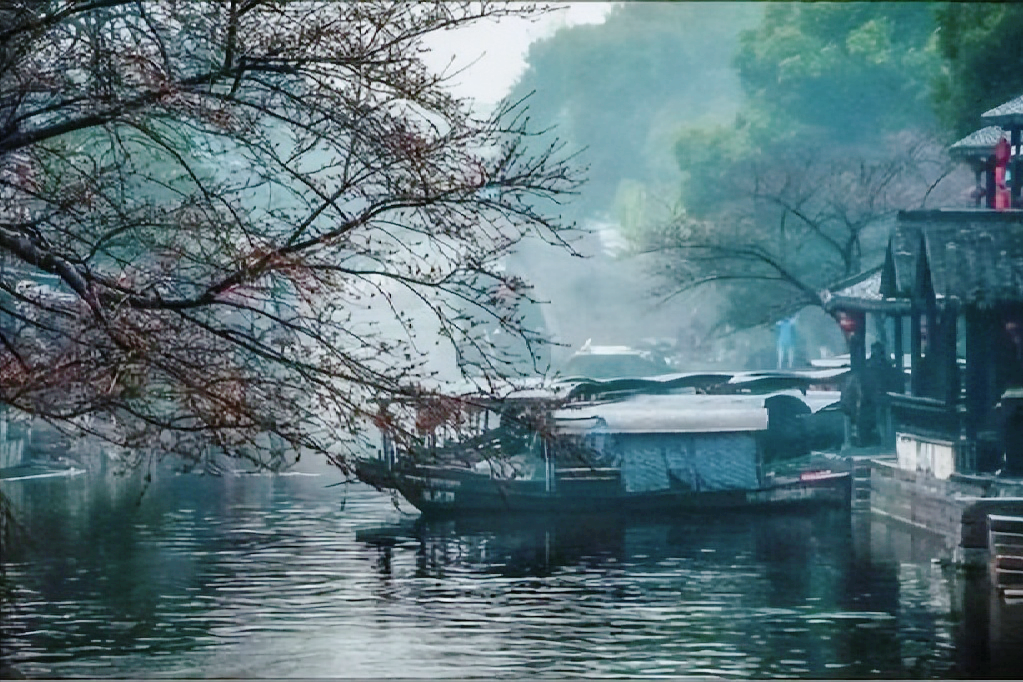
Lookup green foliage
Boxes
[672,118,765,218]
[669,4,946,224]
[508,2,761,221]
[733,2,940,144]
[642,3,960,334]
[510,2,1001,339]
[931,3,1023,139]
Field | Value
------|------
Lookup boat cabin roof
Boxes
[399,369,847,413]
[557,368,847,401]
[551,390,837,435]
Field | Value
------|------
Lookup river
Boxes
[1,463,1021,678]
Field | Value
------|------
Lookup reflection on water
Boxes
[1,468,1021,678]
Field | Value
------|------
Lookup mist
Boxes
[464,2,967,373]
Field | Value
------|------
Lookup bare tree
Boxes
[0,1,581,473]
[641,133,959,330]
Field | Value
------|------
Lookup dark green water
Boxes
[1,465,1020,678]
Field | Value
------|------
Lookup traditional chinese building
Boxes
[822,94,1023,475]
[819,95,1023,569]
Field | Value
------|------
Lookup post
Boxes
[986,155,997,209]
[1012,126,1022,208]
[918,293,939,398]
[893,314,905,393]
[911,307,922,396]
[963,308,991,445]
[944,305,961,408]
[850,311,867,374]
[544,438,554,493]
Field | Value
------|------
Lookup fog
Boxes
[430,3,763,371]
[417,2,968,375]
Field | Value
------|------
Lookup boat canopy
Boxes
[401,369,848,405]
[558,368,848,401]
[729,368,849,382]
[725,369,849,393]
[552,393,770,435]
[560,372,735,400]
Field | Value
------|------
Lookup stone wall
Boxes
[867,458,1023,566]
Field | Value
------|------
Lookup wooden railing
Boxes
[887,393,961,442]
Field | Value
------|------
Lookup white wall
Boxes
[896,432,955,480]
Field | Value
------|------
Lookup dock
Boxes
[852,454,1023,572]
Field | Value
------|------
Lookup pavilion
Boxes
[820,93,1023,478]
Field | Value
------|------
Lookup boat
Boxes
[356,371,852,516]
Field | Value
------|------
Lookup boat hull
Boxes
[356,458,851,517]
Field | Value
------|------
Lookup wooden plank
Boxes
[993,555,1023,571]
[992,568,1023,586]
[988,514,1023,522]
[988,515,1023,533]
[993,568,1023,576]
[989,530,1023,544]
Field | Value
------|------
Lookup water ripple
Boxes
[1,473,1014,678]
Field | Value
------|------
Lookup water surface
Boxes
[2,466,1020,678]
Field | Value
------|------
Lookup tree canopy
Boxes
[649,133,954,330]
[931,3,1023,140]
[733,2,940,146]
[502,2,995,349]
[507,2,761,224]
[651,3,965,334]
[0,1,580,471]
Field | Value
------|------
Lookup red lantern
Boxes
[837,311,859,335]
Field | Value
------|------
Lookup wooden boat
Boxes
[357,371,852,517]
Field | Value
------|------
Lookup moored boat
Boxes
[357,371,851,517]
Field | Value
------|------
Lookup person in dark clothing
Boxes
[844,342,898,446]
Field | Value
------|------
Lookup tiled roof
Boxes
[924,223,1023,305]
[820,210,1023,309]
[820,267,882,303]
[982,94,1023,127]
[949,126,1019,161]
[819,267,909,313]
[891,210,1023,304]
[832,268,884,301]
